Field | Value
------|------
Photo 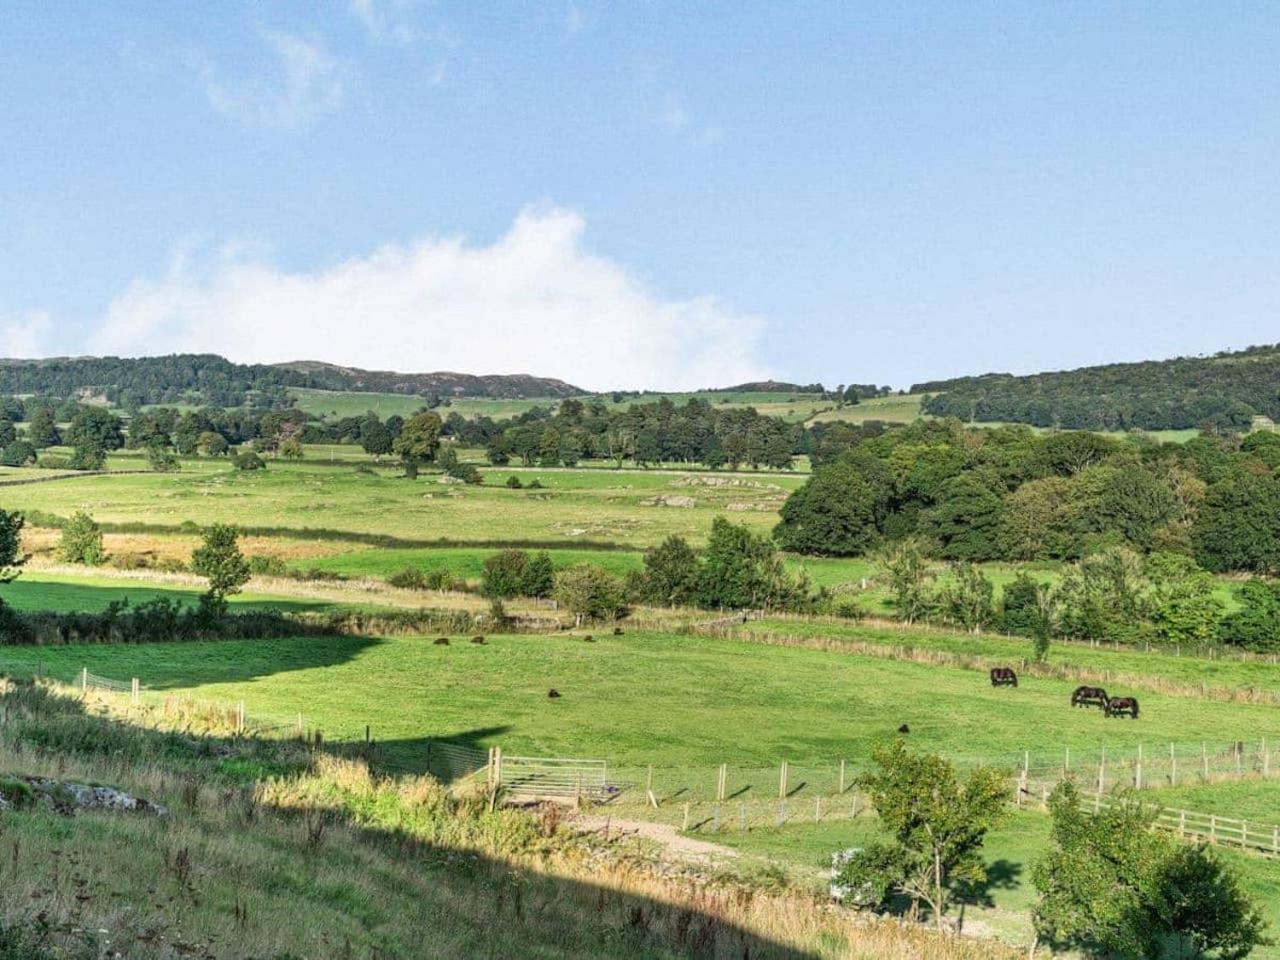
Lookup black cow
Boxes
[990,667,1018,688]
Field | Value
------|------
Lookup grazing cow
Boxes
[583,635,595,643]
[548,689,562,699]
[1071,685,1109,709]
[471,636,486,645]
[434,637,450,646]
[990,667,1018,688]
[1104,696,1139,719]
[897,723,910,734]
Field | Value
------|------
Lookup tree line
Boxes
[916,342,1280,431]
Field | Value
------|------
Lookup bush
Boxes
[0,440,36,467]
[233,450,266,471]
[483,549,529,598]
[247,555,290,577]
[56,511,106,566]
[505,475,523,489]
[553,564,629,624]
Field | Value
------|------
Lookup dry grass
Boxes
[0,679,1018,960]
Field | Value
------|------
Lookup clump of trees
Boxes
[481,550,555,600]
[628,518,813,612]
[775,419,1280,580]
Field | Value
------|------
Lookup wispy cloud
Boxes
[658,93,722,147]
[348,0,420,45]
[201,30,348,130]
[82,207,769,391]
[0,312,52,359]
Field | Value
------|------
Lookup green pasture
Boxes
[0,460,799,547]
[743,618,1280,696]
[304,545,646,581]
[4,630,1278,793]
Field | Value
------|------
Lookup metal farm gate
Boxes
[497,751,612,802]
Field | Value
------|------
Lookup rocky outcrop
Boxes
[0,775,167,816]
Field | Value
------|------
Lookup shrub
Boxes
[247,555,290,577]
[483,549,529,598]
[505,475,523,489]
[56,511,106,566]
[388,567,428,590]
[0,440,37,467]
[233,450,266,471]
[553,564,629,625]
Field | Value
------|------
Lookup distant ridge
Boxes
[914,343,1280,432]
[0,354,582,407]
[274,360,580,399]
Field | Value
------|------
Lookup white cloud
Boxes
[0,313,52,358]
[87,207,770,392]
[202,30,347,130]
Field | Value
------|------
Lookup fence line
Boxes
[1079,792,1280,856]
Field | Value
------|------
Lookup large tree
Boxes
[774,451,893,555]
[393,411,443,478]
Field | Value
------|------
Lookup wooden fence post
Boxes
[779,761,788,799]
[1202,743,1209,781]
[1170,743,1177,786]
[839,759,846,794]
[131,678,140,705]
[717,763,727,802]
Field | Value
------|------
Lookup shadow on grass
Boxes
[5,578,338,615]
[0,680,825,959]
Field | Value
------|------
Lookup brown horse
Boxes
[1104,696,1139,719]
[1071,685,1109,709]
[989,667,1018,688]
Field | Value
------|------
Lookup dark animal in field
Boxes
[548,689,562,699]
[471,636,486,645]
[897,724,910,734]
[433,637,449,646]
[1071,685,1109,709]
[1104,696,1139,719]
[613,627,624,636]
[583,635,595,643]
[990,667,1018,688]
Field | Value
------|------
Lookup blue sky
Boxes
[4,2,1280,390]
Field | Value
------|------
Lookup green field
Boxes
[290,387,560,421]
[0,460,802,547]
[5,629,1277,793]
